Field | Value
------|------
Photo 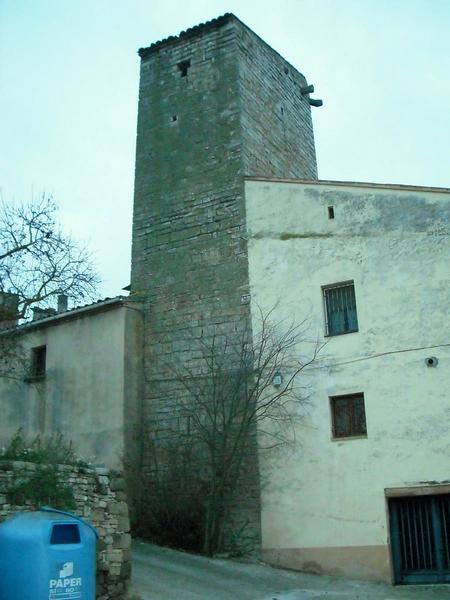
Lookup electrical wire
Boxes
[310,342,450,369]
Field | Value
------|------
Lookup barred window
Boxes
[323,281,358,336]
[330,393,367,439]
[31,345,46,378]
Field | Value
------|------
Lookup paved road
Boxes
[130,541,449,599]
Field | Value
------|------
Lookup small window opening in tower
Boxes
[284,67,289,75]
[172,115,178,122]
[328,206,335,219]
[178,59,191,77]
[280,106,284,115]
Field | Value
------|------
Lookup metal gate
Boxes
[389,494,450,584]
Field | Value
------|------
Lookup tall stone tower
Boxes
[131,13,318,549]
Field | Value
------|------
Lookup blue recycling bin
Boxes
[0,507,98,600]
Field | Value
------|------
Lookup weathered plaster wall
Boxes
[0,461,131,599]
[131,15,318,549]
[0,302,143,471]
[245,179,450,580]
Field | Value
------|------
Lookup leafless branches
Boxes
[152,308,325,555]
[0,194,99,319]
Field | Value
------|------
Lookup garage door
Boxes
[389,494,450,584]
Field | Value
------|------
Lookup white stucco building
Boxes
[245,177,450,583]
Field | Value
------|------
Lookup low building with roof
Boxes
[0,294,143,471]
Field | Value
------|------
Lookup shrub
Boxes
[132,435,207,552]
[138,493,206,552]
[1,429,82,511]
[6,465,76,511]
[0,428,86,466]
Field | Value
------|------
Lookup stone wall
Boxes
[238,20,317,179]
[0,460,131,600]
[131,14,318,551]
[132,14,254,549]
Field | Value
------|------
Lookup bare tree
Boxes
[0,194,99,319]
[0,194,99,381]
[146,308,324,556]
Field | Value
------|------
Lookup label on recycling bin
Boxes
[49,562,82,599]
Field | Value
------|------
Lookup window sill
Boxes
[331,434,367,442]
[325,329,359,338]
[24,374,46,384]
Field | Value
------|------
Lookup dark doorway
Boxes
[389,494,450,584]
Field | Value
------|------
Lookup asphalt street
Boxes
[130,541,450,600]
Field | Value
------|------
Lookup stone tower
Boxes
[131,13,318,549]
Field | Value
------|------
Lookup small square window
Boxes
[178,59,191,77]
[323,281,358,336]
[330,393,367,439]
[31,345,46,378]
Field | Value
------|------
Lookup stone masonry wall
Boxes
[132,16,255,547]
[131,14,318,552]
[238,24,318,179]
[0,461,131,600]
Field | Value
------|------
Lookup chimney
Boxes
[0,292,19,329]
[57,294,68,313]
[32,307,57,321]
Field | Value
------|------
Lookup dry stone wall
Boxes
[0,460,131,600]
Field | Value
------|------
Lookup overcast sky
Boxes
[1,0,449,300]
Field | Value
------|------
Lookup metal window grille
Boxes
[323,282,358,336]
[330,393,367,438]
[32,345,46,378]
[439,494,450,569]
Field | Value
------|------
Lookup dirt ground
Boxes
[130,541,449,599]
